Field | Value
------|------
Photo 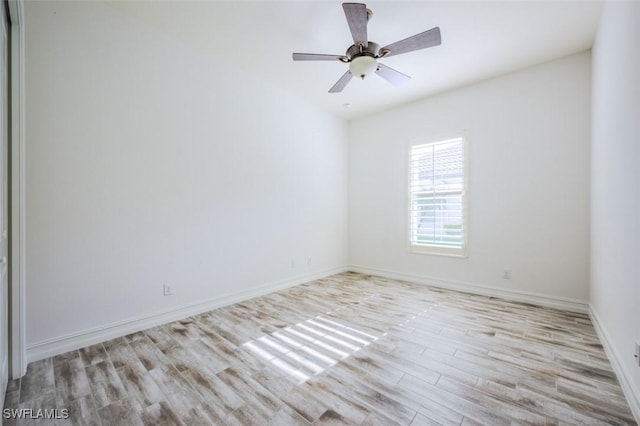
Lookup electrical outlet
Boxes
[635,343,640,366]
[163,284,173,296]
[307,257,312,266]
[291,259,296,269]
[502,269,512,279]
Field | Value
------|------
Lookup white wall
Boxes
[590,1,640,419]
[25,1,348,355]
[349,53,591,307]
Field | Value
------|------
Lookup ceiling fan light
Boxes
[349,56,378,80]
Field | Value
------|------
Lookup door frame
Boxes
[7,0,25,379]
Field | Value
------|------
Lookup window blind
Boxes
[409,136,466,255]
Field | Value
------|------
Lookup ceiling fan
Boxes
[292,2,441,93]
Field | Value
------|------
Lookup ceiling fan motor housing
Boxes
[346,42,380,79]
[345,41,380,60]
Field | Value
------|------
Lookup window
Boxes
[408,133,467,256]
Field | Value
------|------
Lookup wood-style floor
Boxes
[3,273,636,425]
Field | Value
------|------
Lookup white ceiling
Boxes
[109,1,602,120]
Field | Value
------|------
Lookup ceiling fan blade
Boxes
[329,71,353,93]
[380,27,441,58]
[376,63,410,86]
[343,3,368,47]
[292,53,346,61]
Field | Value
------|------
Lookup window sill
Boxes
[408,246,468,258]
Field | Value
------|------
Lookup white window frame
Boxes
[407,131,469,258]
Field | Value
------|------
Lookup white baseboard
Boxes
[589,306,640,423]
[26,266,348,363]
[348,265,589,314]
